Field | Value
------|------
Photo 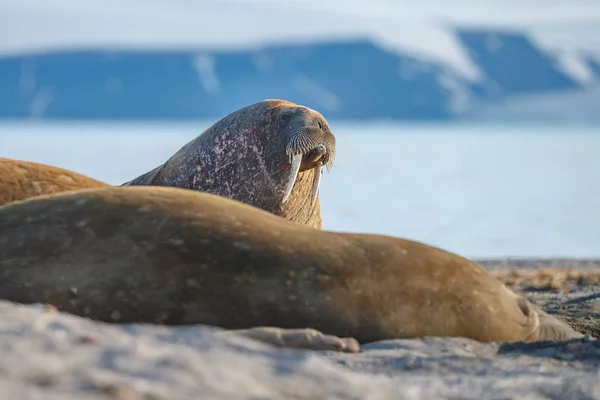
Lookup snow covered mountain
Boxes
[1,0,599,121]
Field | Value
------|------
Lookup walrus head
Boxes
[120,99,336,228]
[276,105,336,206]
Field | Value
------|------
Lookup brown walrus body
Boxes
[0,186,583,345]
[0,158,108,206]
[123,99,336,228]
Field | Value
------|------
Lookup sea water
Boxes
[1,121,599,259]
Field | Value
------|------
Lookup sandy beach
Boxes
[0,258,598,399]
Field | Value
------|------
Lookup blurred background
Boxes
[1,0,599,258]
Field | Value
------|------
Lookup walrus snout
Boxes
[281,113,336,205]
[302,144,327,168]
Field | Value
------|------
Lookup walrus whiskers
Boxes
[282,128,332,205]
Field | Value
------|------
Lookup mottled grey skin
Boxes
[0,186,585,347]
[123,100,335,229]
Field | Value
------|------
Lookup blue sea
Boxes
[1,121,599,259]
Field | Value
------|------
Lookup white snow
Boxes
[252,53,273,73]
[2,0,600,83]
[29,89,53,119]
[436,72,473,115]
[552,51,596,84]
[192,53,220,94]
[292,74,341,112]
[463,84,600,124]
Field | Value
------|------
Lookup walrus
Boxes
[0,186,585,353]
[122,99,336,228]
[0,158,108,207]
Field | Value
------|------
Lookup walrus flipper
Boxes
[531,304,589,341]
[221,327,360,353]
[122,163,165,186]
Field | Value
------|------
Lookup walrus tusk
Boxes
[282,153,302,204]
[310,165,322,207]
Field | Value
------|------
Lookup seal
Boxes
[0,158,108,207]
[0,186,585,353]
[122,99,336,228]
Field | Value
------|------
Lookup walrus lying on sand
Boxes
[0,100,342,351]
[0,186,585,353]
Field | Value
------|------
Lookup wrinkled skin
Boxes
[0,187,585,355]
[123,100,336,228]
